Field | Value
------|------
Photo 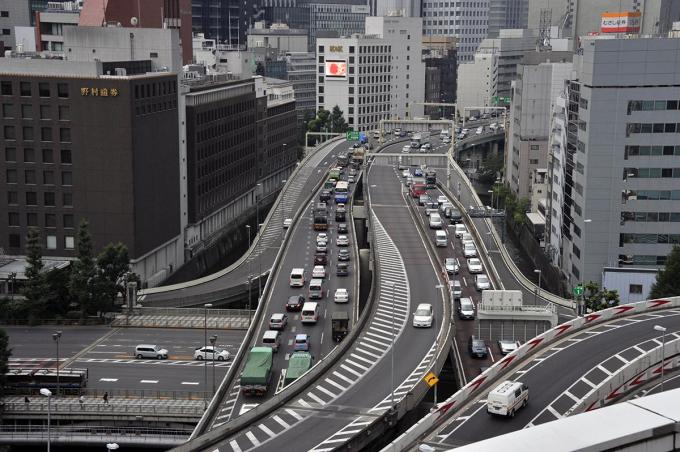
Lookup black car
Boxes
[286,295,305,311]
[338,223,348,233]
[314,253,327,266]
[336,262,349,276]
[336,210,346,222]
[320,190,331,202]
[338,249,350,261]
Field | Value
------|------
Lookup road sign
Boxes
[423,372,439,387]
[346,131,359,141]
[574,285,584,296]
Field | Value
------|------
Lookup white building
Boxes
[247,22,308,53]
[316,15,424,131]
[422,0,489,63]
[371,0,421,17]
[456,51,497,116]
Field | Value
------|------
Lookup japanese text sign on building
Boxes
[80,87,119,97]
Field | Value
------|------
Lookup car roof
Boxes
[288,295,302,301]
[271,313,285,319]
[336,288,347,292]
[416,303,432,309]
[263,330,279,338]
[295,333,308,340]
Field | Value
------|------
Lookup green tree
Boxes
[22,227,49,317]
[583,281,620,312]
[513,197,530,225]
[477,153,504,185]
[70,219,96,320]
[0,329,11,396]
[328,105,349,133]
[93,243,137,312]
[649,246,680,298]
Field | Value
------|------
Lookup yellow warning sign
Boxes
[423,371,439,387]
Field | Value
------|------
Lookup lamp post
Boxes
[40,388,52,452]
[8,272,16,301]
[533,270,542,305]
[210,334,217,395]
[203,303,212,409]
[52,331,61,397]
[654,325,667,391]
[246,224,252,321]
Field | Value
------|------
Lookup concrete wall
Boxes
[0,0,31,51]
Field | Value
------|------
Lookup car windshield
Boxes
[470,259,480,265]
[415,308,430,316]
[479,276,488,283]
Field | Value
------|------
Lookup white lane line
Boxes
[354,347,381,359]
[298,399,312,408]
[245,431,260,446]
[181,381,199,385]
[99,378,118,382]
[349,353,374,366]
[229,439,242,452]
[333,371,355,385]
[272,415,290,429]
[324,378,346,392]
[345,358,369,371]
[307,392,326,406]
[316,385,336,398]
[258,424,276,438]
[358,341,385,353]
[340,364,363,378]
[285,409,303,421]
[362,336,390,348]
[140,380,158,384]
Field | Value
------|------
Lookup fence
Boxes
[2,400,204,417]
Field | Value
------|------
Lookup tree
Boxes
[22,227,49,317]
[93,243,137,312]
[650,246,680,298]
[0,329,11,396]
[70,219,96,320]
[328,105,349,133]
[583,281,620,312]
[477,153,504,185]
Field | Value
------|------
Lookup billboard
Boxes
[325,60,347,78]
[600,11,641,34]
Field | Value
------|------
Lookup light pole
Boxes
[40,388,52,452]
[654,325,667,391]
[390,282,396,409]
[52,331,61,397]
[203,303,212,409]
[433,284,444,408]
[210,334,217,395]
[533,270,542,305]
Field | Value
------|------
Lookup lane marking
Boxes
[99,378,118,382]
[140,380,158,384]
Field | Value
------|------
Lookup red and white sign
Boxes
[325,60,347,78]
[600,11,641,33]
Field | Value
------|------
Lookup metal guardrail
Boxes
[0,424,191,440]
[7,388,207,400]
[384,296,680,451]
[2,401,204,417]
[128,307,252,317]
[477,304,557,313]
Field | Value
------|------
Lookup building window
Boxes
[61,171,72,186]
[26,212,37,227]
[8,234,20,248]
[38,83,50,97]
[6,169,17,183]
[44,191,55,206]
[58,105,69,121]
[23,148,35,162]
[4,125,15,140]
[45,214,56,228]
[62,192,72,207]
[63,214,74,228]
[64,236,74,249]
[40,105,51,120]
[5,147,16,162]
[24,170,36,184]
[21,104,32,119]
[57,83,68,98]
[41,127,52,142]
[25,191,37,205]
[23,126,34,141]
[59,128,71,142]
[1,81,12,96]
[20,82,31,97]
[2,103,13,118]
[629,284,643,294]
[7,191,17,205]
[8,212,19,227]
[60,149,72,164]
[46,234,57,249]
[43,170,55,185]
[42,149,53,163]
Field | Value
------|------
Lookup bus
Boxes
[334,181,349,204]
[5,368,89,393]
[426,170,437,188]
[313,203,328,230]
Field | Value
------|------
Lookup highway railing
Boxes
[139,136,345,305]
[112,307,250,329]
[6,388,206,400]
[0,425,190,445]
[176,170,380,451]
[188,136,346,438]
[2,401,204,417]
[383,296,680,451]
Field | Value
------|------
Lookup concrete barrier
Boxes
[383,296,680,451]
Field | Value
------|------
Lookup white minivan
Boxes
[308,279,324,299]
[487,380,529,417]
[289,268,305,287]
[454,224,468,238]
[301,302,320,324]
[429,213,443,229]
[435,230,448,247]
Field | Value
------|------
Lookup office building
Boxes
[550,35,680,295]
[34,1,80,54]
[488,0,529,38]
[506,51,572,198]
[316,15,424,131]
[79,0,192,64]
[0,1,31,52]
[422,0,489,63]
[0,58,182,286]
[307,1,369,48]
[370,0,421,17]
[422,36,457,119]
[456,52,497,116]
[191,0,257,49]
[286,51,316,123]
[247,22,308,53]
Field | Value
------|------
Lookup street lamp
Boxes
[210,334,217,395]
[654,325,667,391]
[106,444,119,451]
[40,388,52,452]
[533,270,542,305]
[52,331,61,397]
[203,303,213,409]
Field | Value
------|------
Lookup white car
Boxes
[283,218,292,229]
[402,145,411,153]
[467,258,483,273]
[420,143,432,152]
[316,233,328,244]
[412,303,434,328]
[476,126,483,135]
[402,169,410,178]
[334,288,349,303]
[461,232,474,243]
[312,265,326,278]
[316,242,327,252]
[454,224,468,238]
[498,340,520,355]
[437,195,447,205]
[475,274,491,291]
[463,242,477,257]
[194,346,230,361]
[445,258,460,275]
[336,235,349,246]
[442,136,451,144]
[348,175,355,183]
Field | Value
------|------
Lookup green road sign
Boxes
[573,285,584,296]
[346,131,360,141]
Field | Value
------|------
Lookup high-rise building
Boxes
[191,0,257,49]
[0,0,31,52]
[456,52,498,116]
[422,36,457,119]
[370,0,421,17]
[488,0,529,38]
[422,0,489,63]
[286,52,317,123]
[549,35,680,296]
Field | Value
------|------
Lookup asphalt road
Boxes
[141,139,348,305]
[206,162,359,428]
[428,310,680,447]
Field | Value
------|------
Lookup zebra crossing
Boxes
[75,357,231,368]
[212,212,411,452]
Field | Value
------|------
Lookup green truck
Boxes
[284,351,314,387]
[240,347,273,396]
[329,167,341,181]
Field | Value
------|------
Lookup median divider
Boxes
[384,296,680,451]
[179,150,379,451]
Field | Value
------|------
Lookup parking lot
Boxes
[6,326,246,396]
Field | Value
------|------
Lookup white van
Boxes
[429,213,443,229]
[308,278,324,299]
[487,380,529,417]
[454,224,468,238]
[289,268,305,287]
[301,302,320,324]
[435,230,448,247]
[262,330,281,352]
[135,344,168,360]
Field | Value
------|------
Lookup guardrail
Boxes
[0,425,190,446]
[176,165,380,451]
[2,401,204,417]
[188,136,346,438]
[568,335,680,415]
[7,388,207,400]
[384,296,680,451]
